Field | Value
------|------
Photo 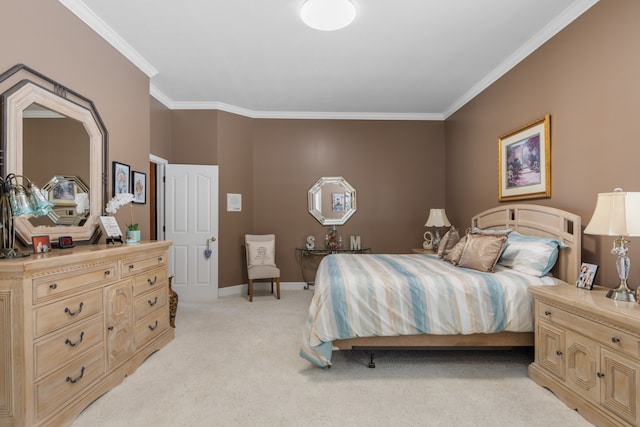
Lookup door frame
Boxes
[149,154,167,241]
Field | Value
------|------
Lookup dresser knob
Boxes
[49,283,57,290]
[129,264,135,270]
[544,311,551,316]
[107,326,114,331]
[148,276,158,286]
[148,296,158,306]
[556,350,563,356]
[597,372,605,378]
[148,320,159,331]
[611,337,620,343]
[104,270,111,275]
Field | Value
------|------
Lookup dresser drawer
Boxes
[34,314,104,379]
[121,251,167,279]
[34,289,103,338]
[538,301,640,358]
[133,267,168,296]
[35,345,105,422]
[33,263,117,304]
[135,286,167,321]
[136,308,169,349]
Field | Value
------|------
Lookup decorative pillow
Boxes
[471,227,512,235]
[247,240,276,267]
[437,226,460,258]
[457,233,508,273]
[444,235,467,265]
[498,231,565,277]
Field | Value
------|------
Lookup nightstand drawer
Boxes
[34,289,103,338]
[539,301,640,358]
[134,286,167,321]
[34,314,104,379]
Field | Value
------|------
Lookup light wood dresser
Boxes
[529,284,640,427]
[0,241,174,427]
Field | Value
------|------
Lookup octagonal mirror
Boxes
[308,176,357,226]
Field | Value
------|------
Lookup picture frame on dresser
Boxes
[32,235,50,253]
[576,262,598,290]
[498,115,551,201]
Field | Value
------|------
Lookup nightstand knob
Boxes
[597,372,605,378]
[611,337,620,343]
[544,310,551,316]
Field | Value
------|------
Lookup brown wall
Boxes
[1,0,152,239]
[445,0,640,288]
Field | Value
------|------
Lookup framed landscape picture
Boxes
[498,115,551,201]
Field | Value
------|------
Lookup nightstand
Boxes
[528,284,640,427]
[412,248,435,254]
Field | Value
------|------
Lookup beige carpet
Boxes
[73,289,592,427]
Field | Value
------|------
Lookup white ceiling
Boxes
[60,0,598,120]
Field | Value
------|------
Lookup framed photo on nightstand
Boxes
[576,262,598,290]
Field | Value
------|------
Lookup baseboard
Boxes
[218,282,307,297]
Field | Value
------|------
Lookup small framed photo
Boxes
[32,235,51,254]
[131,171,146,204]
[576,262,598,290]
[112,161,130,196]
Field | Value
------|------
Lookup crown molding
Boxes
[443,0,599,118]
[58,0,158,78]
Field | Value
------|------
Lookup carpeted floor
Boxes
[72,289,592,426]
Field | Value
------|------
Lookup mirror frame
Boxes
[308,176,357,226]
[0,64,108,243]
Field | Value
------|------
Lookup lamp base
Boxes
[606,287,637,302]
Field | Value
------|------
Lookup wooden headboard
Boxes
[472,204,582,285]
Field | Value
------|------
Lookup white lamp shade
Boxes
[300,0,356,31]
[584,189,640,237]
[425,208,451,227]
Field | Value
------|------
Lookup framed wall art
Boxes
[498,115,551,201]
[32,235,51,253]
[131,171,146,204]
[112,161,130,196]
[576,262,598,290]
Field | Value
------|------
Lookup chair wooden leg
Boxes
[248,279,253,302]
[270,279,274,294]
[276,277,281,300]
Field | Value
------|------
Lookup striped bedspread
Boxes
[300,253,560,367]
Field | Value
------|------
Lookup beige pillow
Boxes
[247,240,276,267]
[444,235,467,264]
[437,226,460,258]
[457,233,507,273]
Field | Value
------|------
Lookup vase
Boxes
[126,230,140,245]
[168,275,178,328]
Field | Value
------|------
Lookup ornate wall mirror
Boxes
[308,176,357,225]
[0,64,108,243]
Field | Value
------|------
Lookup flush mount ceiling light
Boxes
[300,0,356,31]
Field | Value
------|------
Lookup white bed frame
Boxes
[333,204,582,354]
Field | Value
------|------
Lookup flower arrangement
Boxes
[105,192,138,231]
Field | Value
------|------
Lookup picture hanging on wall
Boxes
[131,171,146,204]
[112,161,130,196]
[498,115,551,201]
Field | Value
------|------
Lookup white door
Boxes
[165,164,219,302]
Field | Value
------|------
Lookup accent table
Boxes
[295,247,372,289]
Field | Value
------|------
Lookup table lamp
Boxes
[425,208,451,250]
[584,188,640,302]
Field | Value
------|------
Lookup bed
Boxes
[300,204,581,368]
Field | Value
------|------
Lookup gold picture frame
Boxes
[498,115,551,201]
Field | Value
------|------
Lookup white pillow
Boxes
[247,240,276,267]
